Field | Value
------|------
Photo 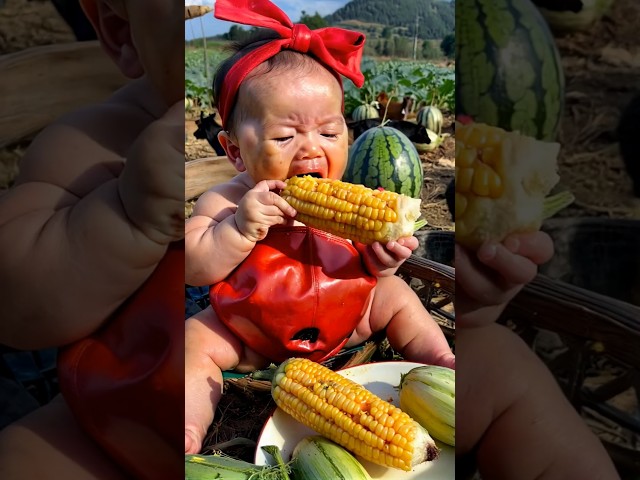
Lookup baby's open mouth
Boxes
[291,171,323,179]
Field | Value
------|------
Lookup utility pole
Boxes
[413,12,420,60]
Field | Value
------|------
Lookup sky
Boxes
[185,0,350,40]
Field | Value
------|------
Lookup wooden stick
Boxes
[185,156,237,200]
[0,41,128,148]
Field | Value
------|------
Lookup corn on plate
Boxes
[255,362,454,479]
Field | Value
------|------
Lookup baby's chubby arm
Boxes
[355,236,419,277]
[0,101,184,349]
[185,178,296,286]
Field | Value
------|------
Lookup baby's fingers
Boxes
[269,193,296,218]
[503,231,554,265]
[253,181,296,217]
[455,245,520,305]
[253,179,287,193]
[477,242,538,285]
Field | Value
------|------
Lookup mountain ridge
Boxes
[325,0,454,40]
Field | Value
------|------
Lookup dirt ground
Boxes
[552,0,640,219]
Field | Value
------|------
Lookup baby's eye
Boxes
[321,133,339,139]
[273,136,293,143]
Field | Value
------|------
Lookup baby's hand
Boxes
[356,236,418,277]
[118,100,185,244]
[456,231,554,328]
[235,180,297,242]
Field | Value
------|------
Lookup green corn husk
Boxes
[291,436,372,480]
[398,365,455,446]
[185,452,289,480]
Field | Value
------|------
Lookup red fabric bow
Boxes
[214,0,365,128]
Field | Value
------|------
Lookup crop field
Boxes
[185,45,454,118]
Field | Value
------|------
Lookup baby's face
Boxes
[231,66,348,183]
[116,0,183,105]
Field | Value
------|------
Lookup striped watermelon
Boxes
[417,106,444,134]
[343,126,423,198]
[351,104,380,122]
[456,0,565,141]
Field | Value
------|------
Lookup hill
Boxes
[325,0,454,40]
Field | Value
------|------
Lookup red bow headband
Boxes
[214,0,365,129]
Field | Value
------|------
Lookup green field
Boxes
[185,44,454,116]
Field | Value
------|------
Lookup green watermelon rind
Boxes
[456,0,565,141]
[344,126,424,199]
[351,104,380,122]
[417,106,444,134]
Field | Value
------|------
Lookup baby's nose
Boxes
[298,135,321,158]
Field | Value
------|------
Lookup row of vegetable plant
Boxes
[185,45,454,117]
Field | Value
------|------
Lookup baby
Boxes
[184,0,455,454]
[0,0,184,478]
[456,234,620,479]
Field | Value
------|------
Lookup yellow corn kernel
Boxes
[281,176,422,245]
[456,123,507,219]
[272,358,439,471]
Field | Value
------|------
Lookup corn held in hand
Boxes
[281,176,425,245]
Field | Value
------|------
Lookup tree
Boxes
[422,40,441,59]
[298,11,328,29]
[440,33,455,58]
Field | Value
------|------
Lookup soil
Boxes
[551,0,640,219]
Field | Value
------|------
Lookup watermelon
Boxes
[417,106,444,134]
[343,126,423,199]
[456,0,565,141]
[351,103,380,122]
[532,0,615,34]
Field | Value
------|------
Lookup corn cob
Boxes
[281,176,425,245]
[398,365,455,446]
[271,358,439,472]
[455,121,574,249]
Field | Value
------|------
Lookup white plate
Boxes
[255,361,454,479]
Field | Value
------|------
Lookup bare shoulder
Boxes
[192,173,252,221]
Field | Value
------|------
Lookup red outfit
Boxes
[211,226,377,363]
[57,241,184,480]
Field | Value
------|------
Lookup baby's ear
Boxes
[217,131,246,172]
[79,0,143,79]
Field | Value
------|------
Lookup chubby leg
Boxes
[184,305,270,454]
[457,323,619,480]
[347,276,455,367]
[0,395,127,479]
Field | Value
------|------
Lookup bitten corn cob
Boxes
[271,357,439,472]
[281,176,424,244]
[455,121,574,249]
